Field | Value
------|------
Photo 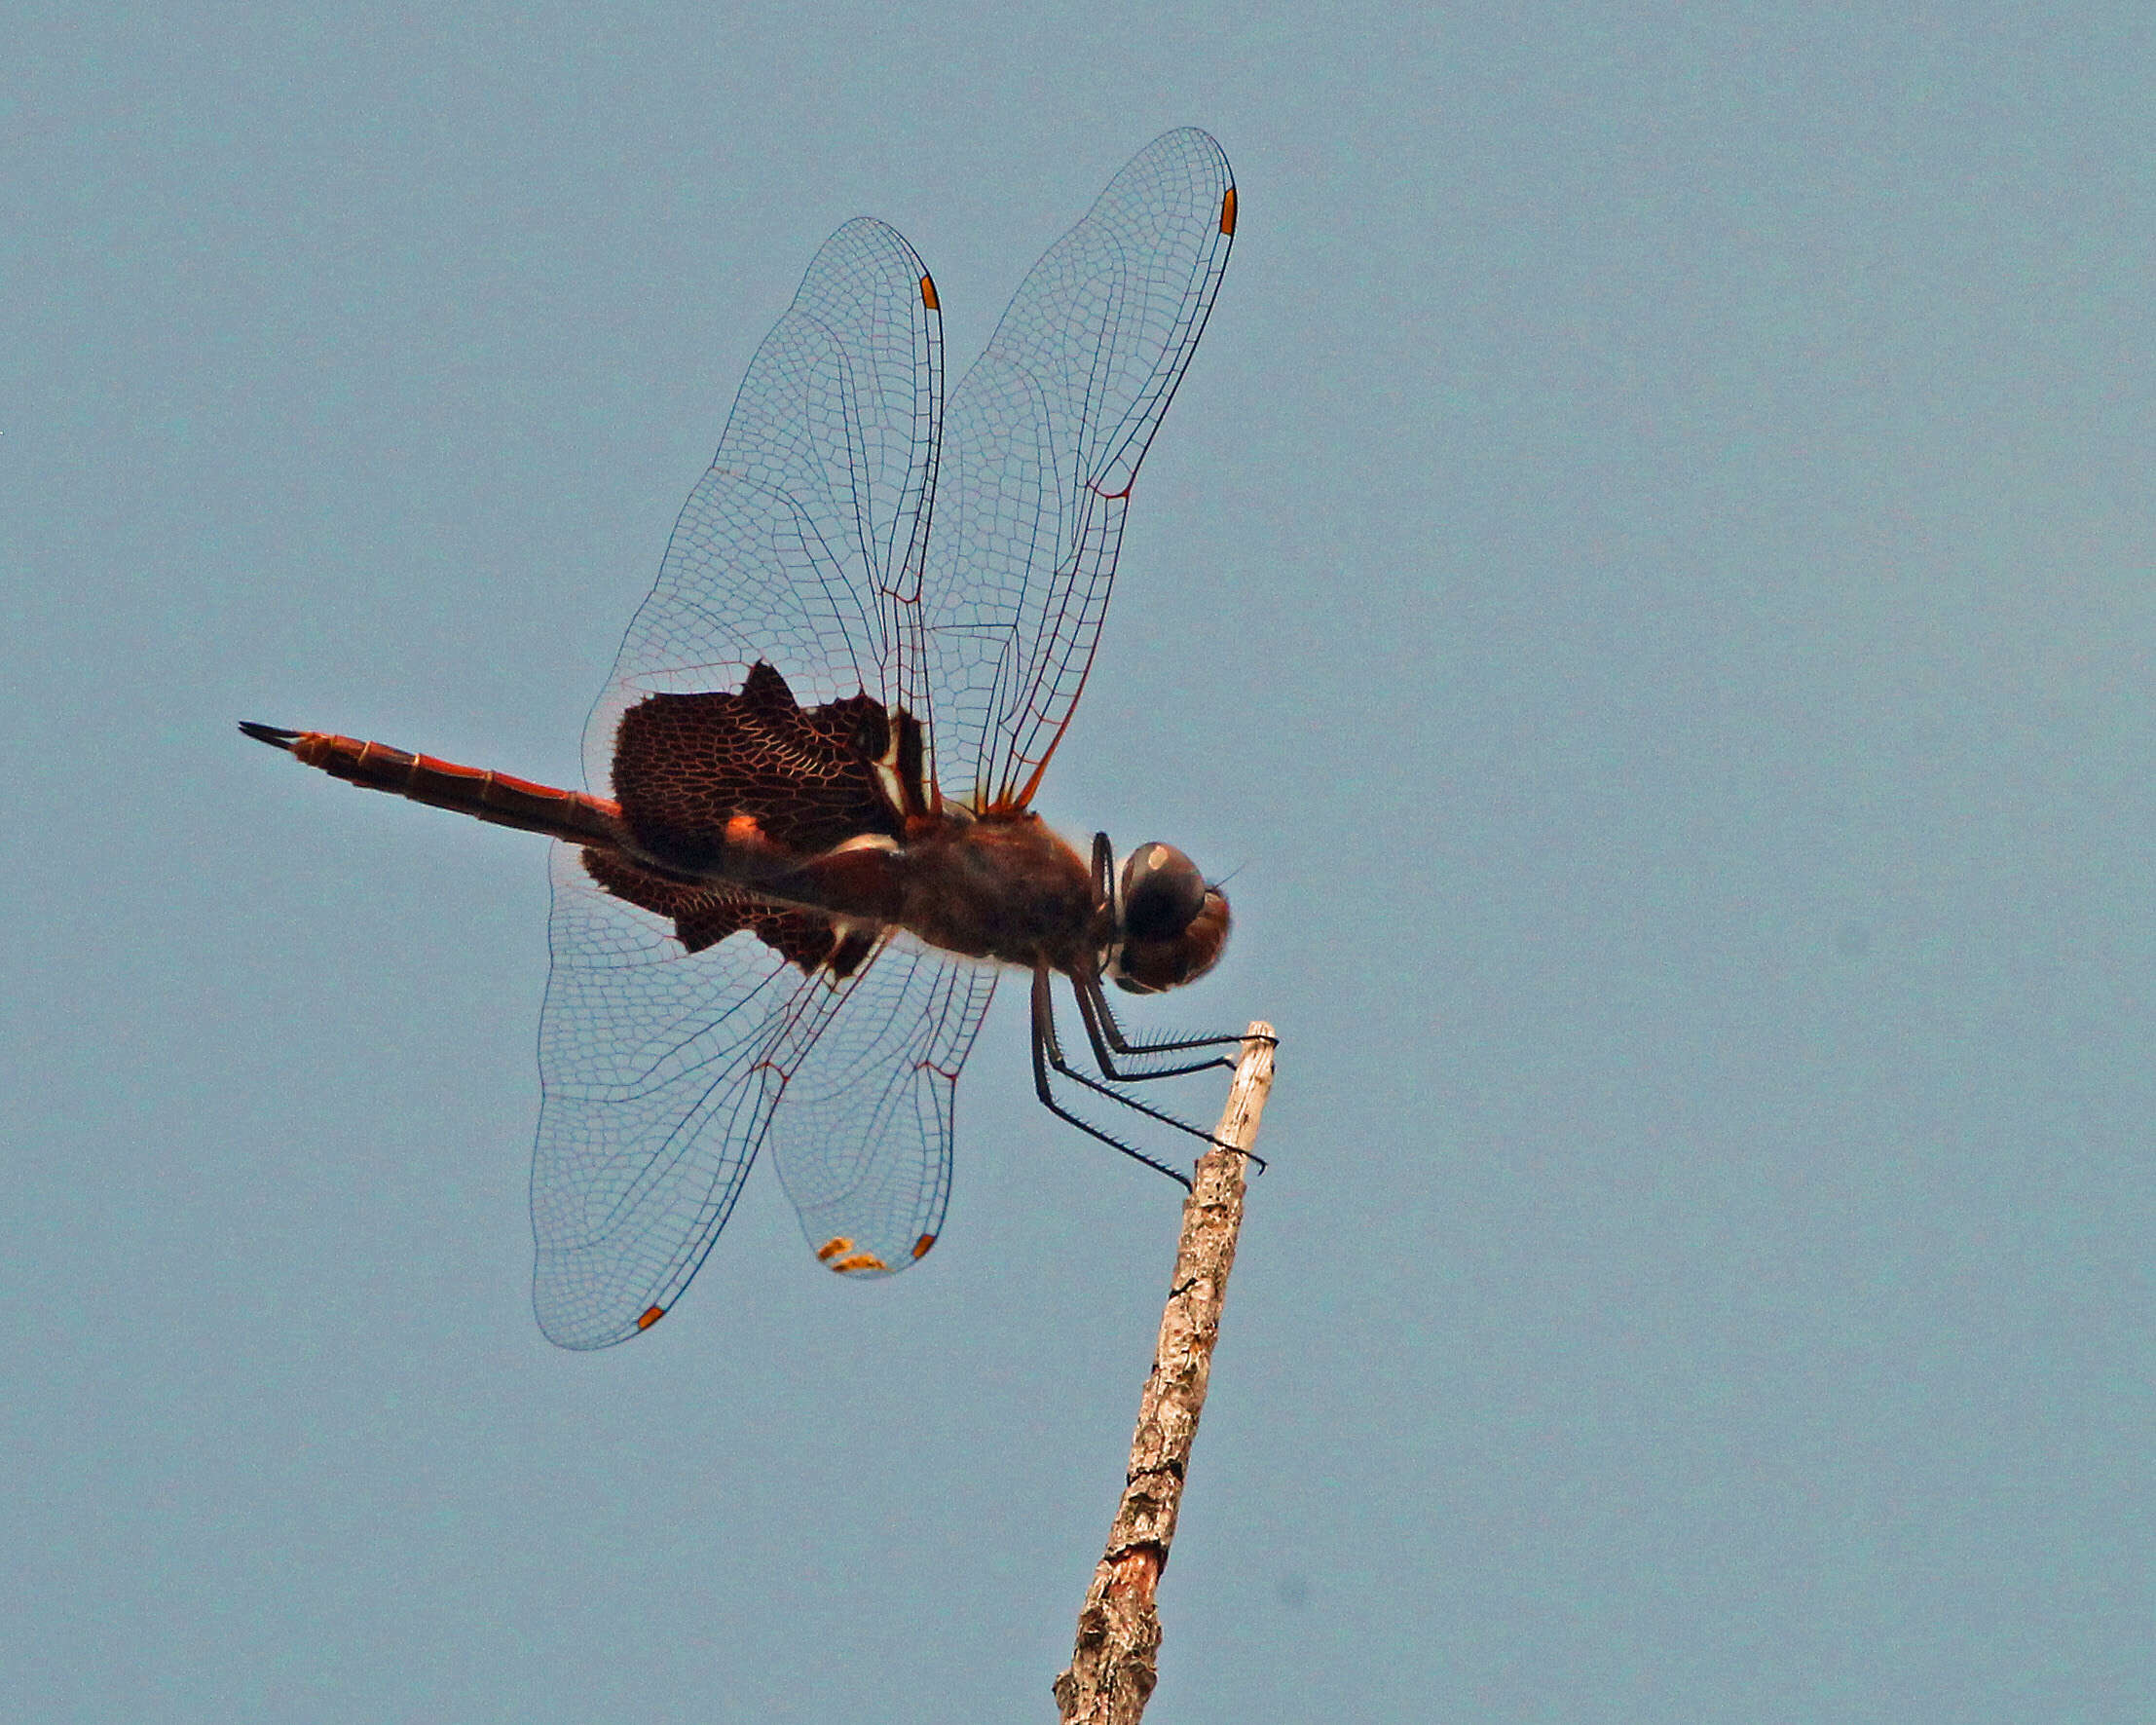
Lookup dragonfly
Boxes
[244,129,1250,1349]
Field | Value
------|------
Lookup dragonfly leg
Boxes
[1071,967,1247,1079]
[1031,964,1263,1182]
[1031,963,1193,1186]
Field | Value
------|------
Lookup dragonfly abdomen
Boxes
[239,722,624,849]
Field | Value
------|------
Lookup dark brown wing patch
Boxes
[583,849,876,979]
[612,661,923,874]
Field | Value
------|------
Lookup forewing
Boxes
[583,217,943,788]
[769,942,997,1277]
[925,129,1235,808]
[537,856,994,1347]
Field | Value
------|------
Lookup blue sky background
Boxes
[5,5,2150,1720]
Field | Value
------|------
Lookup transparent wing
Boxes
[535,858,997,1346]
[533,847,807,1349]
[535,219,948,1347]
[924,128,1236,808]
[768,942,998,1277]
[530,138,1233,1342]
[583,216,942,782]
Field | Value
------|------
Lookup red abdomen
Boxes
[256,726,626,850]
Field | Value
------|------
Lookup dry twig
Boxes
[1054,1021,1279,1724]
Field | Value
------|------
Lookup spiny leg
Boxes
[1032,964,1259,1182]
[1070,967,1243,1082]
[1062,968,1271,1175]
[1030,963,1195,1186]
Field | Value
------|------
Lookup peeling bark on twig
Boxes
[1054,1022,1278,1724]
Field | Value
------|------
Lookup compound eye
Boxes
[1120,843,1207,943]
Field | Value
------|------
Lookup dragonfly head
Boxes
[1106,842,1231,994]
